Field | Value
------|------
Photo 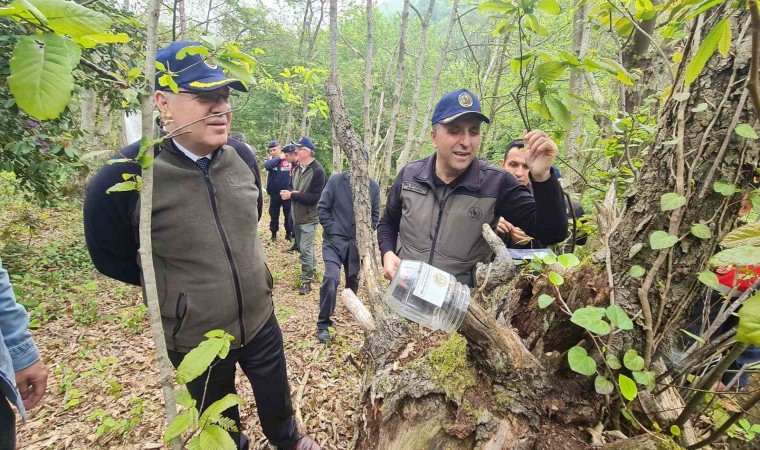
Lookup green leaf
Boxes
[176,337,227,385]
[670,425,681,436]
[629,265,646,278]
[619,374,638,401]
[629,243,643,258]
[713,179,737,196]
[479,0,513,13]
[535,61,566,83]
[606,305,634,330]
[73,32,130,49]
[175,388,195,408]
[672,92,690,102]
[187,435,201,450]
[24,0,112,37]
[571,306,611,335]
[692,103,708,112]
[13,0,46,22]
[106,181,137,193]
[709,246,760,266]
[623,349,645,371]
[548,271,565,286]
[737,292,760,345]
[567,346,597,376]
[691,223,712,239]
[595,375,614,395]
[718,20,731,57]
[164,408,198,443]
[557,253,580,269]
[606,353,622,370]
[680,328,705,344]
[542,253,557,265]
[177,45,210,60]
[199,394,245,427]
[632,370,656,390]
[735,123,758,140]
[685,18,728,85]
[544,95,572,131]
[660,193,686,211]
[198,424,237,450]
[697,271,721,289]
[215,58,254,87]
[721,223,760,248]
[538,294,555,309]
[536,0,561,15]
[9,33,78,120]
[649,231,678,250]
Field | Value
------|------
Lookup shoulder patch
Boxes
[402,181,428,195]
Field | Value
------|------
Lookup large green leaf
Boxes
[735,123,758,140]
[557,253,580,269]
[198,424,237,450]
[538,294,555,309]
[595,375,614,395]
[72,32,130,49]
[571,306,611,335]
[709,246,760,266]
[479,0,513,13]
[721,222,760,248]
[175,388,195,408]
[544,95,572,131]
[535,61,566,83]
[164,408,198,443]
[9,33,79,120]
[737,292,760,345]
[690,223,712,239]
[623,349,645,371]
[713,179,738,196]
[548,271,565,286]
[20,0,112,37]
[199,394,245,426]
[176,337,227,385]
[649,231,678,250]
[632,370,656,390]
[697,271,721,289]
[685,18,727,85]
[536,0,561,15]
[606,305,634,330]
[567,346,597,376]
[619,374,638,401]
[660,193,686,211]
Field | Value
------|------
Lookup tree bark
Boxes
[300,0,326,136]
[362,0,374,154]
[395,0,435,171]
[177,0,187,40]
[139,2,180,448]
[484,30,511,145]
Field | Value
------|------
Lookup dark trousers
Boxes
[269,196,293,238]
[318,259,359,331]
[168,313,299,450]
[0,395,15,450]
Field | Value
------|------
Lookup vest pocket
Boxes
[172,292,188,348]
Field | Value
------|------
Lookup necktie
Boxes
[196,157,211,173]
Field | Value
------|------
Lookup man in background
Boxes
[280,137,326,295]
[264,140,294,243]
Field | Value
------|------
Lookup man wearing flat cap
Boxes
[377,88,568,286]
[83,41,320,450]
[280,137,326,295]
[264,140,294,243]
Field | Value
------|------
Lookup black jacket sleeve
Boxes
[227,139,263,220]
[370,178,381,230]
[377,168,405,257]
[496,173,568,246]
[83,143,142,286]
[291,162,326,206]
[317,174,337,236]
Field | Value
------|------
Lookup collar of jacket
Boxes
[412,153,481,192]
[154,127,225,160]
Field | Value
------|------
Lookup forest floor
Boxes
[6,195,364,449]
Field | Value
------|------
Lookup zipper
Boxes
[172,292,188,347]
[428,186,450,268]
[196,159,247,345]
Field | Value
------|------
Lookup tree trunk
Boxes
[299,0,326,136]
[484,30,511,145]
[395,0,435,171]
[139,2,180,449]
[378,0,410,194]
[177,0,187,40]
[331,123,342,172]
[362,0,374,154]
[80,89,96,137]
[410,0,459,163]
[343,5,756,449]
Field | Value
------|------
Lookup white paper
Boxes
[412,264,450,307]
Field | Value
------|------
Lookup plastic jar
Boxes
[383,260,470,333]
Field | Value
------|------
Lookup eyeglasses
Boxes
[176,90,237,104]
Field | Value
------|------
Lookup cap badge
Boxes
[458,92,473,108]
[203,58,218,69]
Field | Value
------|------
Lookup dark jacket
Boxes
[502,192,586,249]
[318,172,380,277]
[291,159,326,225]
[83,137,271,352]
[264,156,292,195]
[377,155,567,282]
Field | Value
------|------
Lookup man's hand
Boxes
[280,190,293,200]
[382,251,401,281]
[523,129,557,182]
[497,218,532,245]
[15,359,48,410]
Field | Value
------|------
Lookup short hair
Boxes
[432,123,439,136]
[503,139,525,161]
[229,131,246,143]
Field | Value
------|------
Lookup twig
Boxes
[748,0,760,117]
[294,366,312,426]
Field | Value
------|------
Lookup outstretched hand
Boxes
[523,129,557,182]
[15,359,48,410]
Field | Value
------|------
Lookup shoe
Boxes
[284,244,298,253]
[291,435,321,450]
[317,329,331,343]
[270,233,277,243]
[298,283,311,295]
[285,234,293,242]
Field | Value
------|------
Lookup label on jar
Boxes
[412,264,450,307]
